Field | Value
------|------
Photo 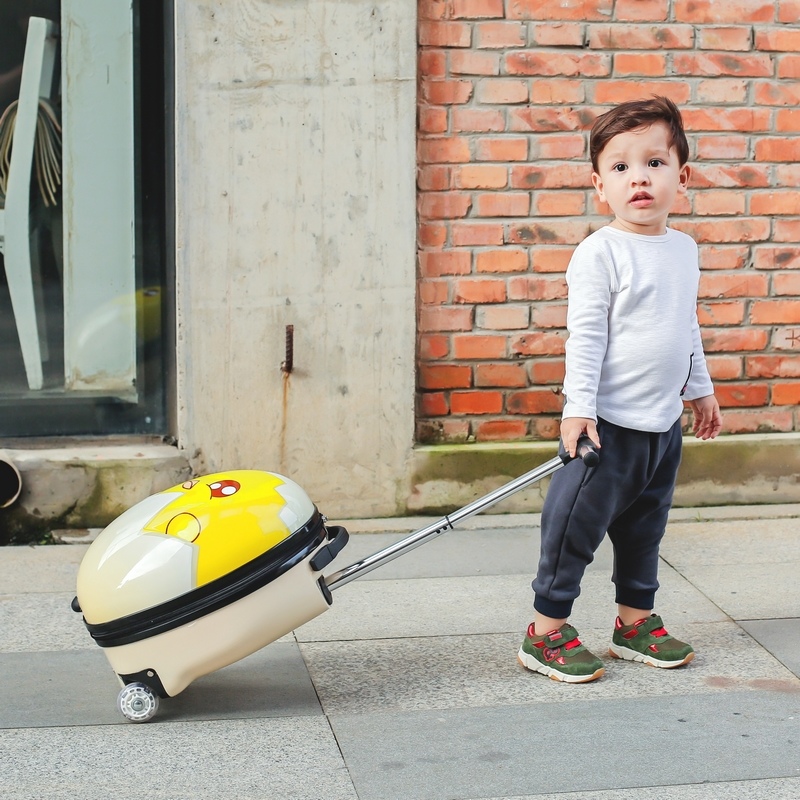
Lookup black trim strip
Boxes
[84,510,327,648]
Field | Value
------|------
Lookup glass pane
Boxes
[0,0,167,437]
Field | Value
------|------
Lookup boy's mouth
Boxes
[630,191,654,207]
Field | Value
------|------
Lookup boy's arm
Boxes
[688,394,722,440]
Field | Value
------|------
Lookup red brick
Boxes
[534,191,586,216]
[778,55,800,79]
[530,79,586,105]
[475,79,529,104]
[419,50,447,78]
[475,137,529,161]
[419,222,447,247]
[699,273,769,299]
[753,247,800,270]
[512,163,593,189]
[419,106,448,134]
[772,327,800,350]
[698,27,755,51]
[696,302,746,325]
[450,50,500,75]
[418,249,470,280]
[778,1,800,23]
[454,278,507,304]
[450,390,503,414]
[755,27,800,51]
[755,138,800,161]
[532,247,575,273]
[507,388,564,414]
[419,334,449,360]
[706,355,743,380]
[693,190,746,216]
[750,300,800,324]
[529,359,566,384]
[613,53,667,76]
[696,79,749,104]
[588,24,693,50]
[475,420,529,441]
[695,136,749,161]
[507,0,613,21]
[475,363,528,387]
[419,305,474,332]
[690,164,770,188]
[715,383,770,407]
[419,21,473,47]
[746,355,800,378]
[418,165,451,192]
[506,52,610,77]
[774,273,800,295]
[614,0,668,20]
[719,410,794,433]
[451,108,506,133]
[699,246,750,270]
[511,331,567,356]
[701,328,770,352]
[453,333,508,358]
[476,304,530,329]
[531,304,568,328]
[419,279,449,305]
[532,417,562,439]
[507,220,592,245]
[422,79,474,105]
[420,392,449,416]
[674,0,774,23]
[671,218,771,243]
[419,192,472,219]
[455,165,508,189]
[754,81,800,106]
[536,134,586,160]
[751,191,800,215]
[772,383,800,405]
[419,137,472,164]
[475,22,527,49]
[530,22,585,46]
[593,80,691,104]
[776,110,800,132]
[475,192,531,217]
[419,1,451,22]
[508,276,568,301]
[420,364,472,389]
[683,108,771,132]
[476,249,529,273]
[451,0,505,18]
[451,222,505,246]
[774,219,800,242]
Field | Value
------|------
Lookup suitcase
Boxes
[72,439,598,722]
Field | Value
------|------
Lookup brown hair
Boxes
[589,96,689,172]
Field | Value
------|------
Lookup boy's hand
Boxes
[688,395,722,440]
[560,417,600,459]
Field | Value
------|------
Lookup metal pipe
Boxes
[0,450,22,508]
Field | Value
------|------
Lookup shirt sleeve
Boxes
[683,306,714,401]
[561,243,613,421]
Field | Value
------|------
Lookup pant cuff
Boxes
[533,594,574,620]
[615,587,656,612]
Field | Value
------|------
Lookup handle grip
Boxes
[559,434,600,468]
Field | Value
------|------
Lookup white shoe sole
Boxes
[517,647,604,684]
[608,643,694,669]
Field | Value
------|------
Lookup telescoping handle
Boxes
[324,434,599,592]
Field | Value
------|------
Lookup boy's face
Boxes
[591,121,690,236]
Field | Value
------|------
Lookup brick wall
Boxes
[416,0,800,444]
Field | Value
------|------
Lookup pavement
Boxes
[1,503,800,800]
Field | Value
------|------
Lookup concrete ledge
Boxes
[406,433,800,515]
[0,444,191,544]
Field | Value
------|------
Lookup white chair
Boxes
[0,17,58,391]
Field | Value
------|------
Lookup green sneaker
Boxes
[609,614,694,668]
[518,622,604,683]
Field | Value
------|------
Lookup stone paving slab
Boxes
[0,643,323,729]
[1,716,356,800]
[329,691,800,800]
[739,618,800,678]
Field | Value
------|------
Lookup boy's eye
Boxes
[612,163,627,172]
[648,159,663,168]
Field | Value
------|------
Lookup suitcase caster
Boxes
[117,682,160,723]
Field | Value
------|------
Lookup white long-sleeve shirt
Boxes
[562,225,714,433]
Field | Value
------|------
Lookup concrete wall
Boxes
[173,1,418,517]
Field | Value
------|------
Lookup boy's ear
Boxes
[591,171,606,201]
[678,163,691,193]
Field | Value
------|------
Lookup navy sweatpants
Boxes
[532,417,683,619]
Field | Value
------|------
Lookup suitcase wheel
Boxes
[117,682,160,723]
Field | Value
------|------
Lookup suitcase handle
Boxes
[310,525,350,572]
[560,434,600,467]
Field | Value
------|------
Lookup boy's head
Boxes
[590,96,689,173]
